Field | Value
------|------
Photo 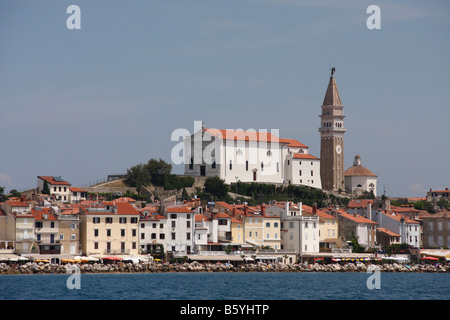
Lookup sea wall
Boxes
[1,261,449,275]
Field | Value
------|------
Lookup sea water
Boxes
[0,272,448,300]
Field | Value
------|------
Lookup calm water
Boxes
[0,272,448,300]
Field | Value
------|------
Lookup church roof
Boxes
[344,165,377,177]
[345,155,377,177]
[322,75,342,106]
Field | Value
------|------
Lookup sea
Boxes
[0,272,448,301]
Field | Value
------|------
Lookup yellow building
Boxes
[79,201,140,256]
[242,206,281,250]
[302,205,340,251]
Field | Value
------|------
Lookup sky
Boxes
[0,0,449,198]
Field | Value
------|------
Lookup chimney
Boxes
[446,188,448,191]
[297,202,303,216]
[232,205,236,217]
[260,204,265,216]
[368,203,372,221]
[312,202,317,214]
[285,201,290,217]
[212,208,218,220]
[244,205,249,216]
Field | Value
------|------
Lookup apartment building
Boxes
[79,201,140,255]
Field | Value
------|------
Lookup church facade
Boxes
[183,127,322,189]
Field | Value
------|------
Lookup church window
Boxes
[189,157,193,170]
[236,149,243,155]
[276,162,279,172]
[299,170,302,176]
[229,160,232,170]
[246,161,249,171]
[261,162,264,172]
[267,150,272,157]
[311,170,313,176]
[212,161,216,169]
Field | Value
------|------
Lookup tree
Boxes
[42,180,50,195]
[125,163,151,188]
[147,158,172,187]
[204,176,229,199]
[0,186,6,202]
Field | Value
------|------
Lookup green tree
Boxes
[204,176,229,199]
[42,180,50,195]
[0,186,6,202]
[147,158,172,187]
[125,163,151,188]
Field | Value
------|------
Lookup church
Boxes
[183,68,369,192]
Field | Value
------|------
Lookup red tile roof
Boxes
[292,153,319,160]
[167,206,194,213]
[5,200,29,207]
[339,210,377,224]
[38,176,71,186]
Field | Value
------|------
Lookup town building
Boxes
[166,206,195,256]
[420,210,450,248]
[1,200,34,254]
[139,207,168,256]
[266,202,319,256]
[58,206,82,255]
[371,210,421,249]
[33,207,60,255]
[337,209,378,249]
[70,187,87,204]
[79,201,140,256]
[344,155,377,196]
[37,176,72,203]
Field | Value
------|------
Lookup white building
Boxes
[372,210,421,248]
[183,126,321,189]
[344,155,377,196]
[166,206,195,255]
[37,176,72,203]
[266,202,320,257]
[139,209,168,255]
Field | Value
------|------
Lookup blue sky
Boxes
[0,0,449,198]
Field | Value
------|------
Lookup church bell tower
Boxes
[319,68,346,191]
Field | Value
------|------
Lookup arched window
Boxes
[266,150,272,157]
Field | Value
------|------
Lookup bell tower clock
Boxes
[319,68,346,191]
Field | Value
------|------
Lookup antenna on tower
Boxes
[331,67,336,77]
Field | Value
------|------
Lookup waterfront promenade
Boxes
[1,260,449,275]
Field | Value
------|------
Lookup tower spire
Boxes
[322,68,342,106]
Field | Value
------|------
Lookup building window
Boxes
[160,234,165,240]
[119,217,127,224]
[94,229,99,237]
[131,218,138,223]
[311,170,313,176]
[93,217,100,224]
[276,162,279,172]
[171,233,176,240]
[172,221,176,228]
[94,242,98,250]
[212,161,216,169]
[141,233,145,240]
[229,160,232,170]
[266,222,270,228]
[107,229,111,237]
[187,232,191,240]
[121,229,125,237]
[189,157,193,170]
[267,150,272,157]
[299,170,302,176]
[132,229,137,237]
[261,162,264,172]
[246,161,249,171]
[106,218,113,224]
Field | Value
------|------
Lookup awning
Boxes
[420,256,439,261]
[102,256,123,261]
